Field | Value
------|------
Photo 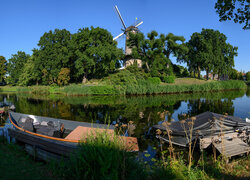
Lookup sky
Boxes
[0,0,249,72]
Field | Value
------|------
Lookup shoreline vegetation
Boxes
[0,79,247,96]
[1,132,249,180]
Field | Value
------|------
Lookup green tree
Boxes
[0,56,7,82]
[215,0,249,29]
[8,51,30,85]
[246,71,250,80]
[33,29,72,85]
[18,56,37,86]
[229,68,239,79]
[71,26,122,83]
[57,68,70,86]
[128,31,187,78]
[178,29,237,80]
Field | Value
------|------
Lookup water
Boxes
[1,89,249,153]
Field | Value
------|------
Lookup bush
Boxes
[162,76,175,84]
[57,68,70,86]
[246,71,250,81]
[51,132,146,180]
[147,77,161,85]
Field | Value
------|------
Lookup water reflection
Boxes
[0,89,249,151]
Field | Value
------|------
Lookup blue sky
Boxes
[0,0,249,72]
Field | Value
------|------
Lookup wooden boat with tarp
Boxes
[7,111,139,161]
[153,112,250,158]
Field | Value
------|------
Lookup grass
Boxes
[170,78,212,85]
[0,79,246,96]
[0,137,53,180]
[0,131,249,179]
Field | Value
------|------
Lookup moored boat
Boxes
[7,111,139,161]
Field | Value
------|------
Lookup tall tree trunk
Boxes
[193,70,195,78]
[82,73,88,84]
[206,68,209,80]
[198,66,201,79]
[145,62,150,72]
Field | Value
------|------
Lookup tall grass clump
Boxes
[62,84,119,95]
[51,132,146,180]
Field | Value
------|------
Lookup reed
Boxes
[51,130,146,180]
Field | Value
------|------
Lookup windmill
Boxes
[113,5,143,68]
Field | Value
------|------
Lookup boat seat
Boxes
[21,117,35,132]
[35,125,55,136]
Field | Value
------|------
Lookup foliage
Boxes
[215,0,250,29]
[18,56,37,86]
[178,29,237,80]
[71,26,123,83]
[7,51,30,85]
[57,68,70,86]
[147,77,161,85]
[127,31,188,78]
[0,56,7,82]
[162,76,175,84]
[246,71,250,81]
[173,64,189,77]
[102,69,144,86]
[33,29,72,85]
[51,132,146,180]
[229,68,239,79]
[62,84,118,95]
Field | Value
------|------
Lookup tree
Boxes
[0,56,7,82]
[128,31,187,78]
[246,71,250,80]
[33,29,72,85]
[18,56,37,86]
[57,68,70,86]
[178,29,237,80]
[229,68,239,79]
[8,51,30,85]
[215,0,250,30]
[71,26,123,83]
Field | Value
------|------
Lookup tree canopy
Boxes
[127,31,187,79]
[71,27,123,83]
[0,56,7,82]
[215,0,250,29]
[177,29,238,79]
[7,51,30,85]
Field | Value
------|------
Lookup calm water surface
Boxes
[1,89,249,152]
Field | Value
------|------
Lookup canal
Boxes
[1,89,249,152]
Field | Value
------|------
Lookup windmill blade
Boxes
[135,21,143,27]
[114,5,127,29]
[113,32,125,41]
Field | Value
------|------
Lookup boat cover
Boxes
[153,112,250,146]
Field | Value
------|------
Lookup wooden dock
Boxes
[200,133,250,158]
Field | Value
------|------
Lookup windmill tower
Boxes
[113,5,143,68]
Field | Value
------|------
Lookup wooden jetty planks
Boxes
[212,136,250,158]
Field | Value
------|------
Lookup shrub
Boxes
[163,76,175,84]
[51,132,146,180]
[102,70,145,86]
[246,71,250,81]
[147,77,161,85]
[57,68,70,86]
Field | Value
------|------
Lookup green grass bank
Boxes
[0,79,246,96]
[1,133,249,180]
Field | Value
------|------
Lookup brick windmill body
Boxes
[113,5,143,68]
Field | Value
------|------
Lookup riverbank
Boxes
[0,137,53,180]
[0,79,247,96]
[0,134,249,180]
